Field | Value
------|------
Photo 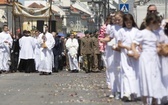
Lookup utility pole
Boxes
[49,0,52,32]
[166,0,167,18]
[108,0,109,15]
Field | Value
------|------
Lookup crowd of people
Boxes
[0,24,104,75]
[0,3,168,105]
[99,4,168,105]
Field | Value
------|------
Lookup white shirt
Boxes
[19,36,36,59]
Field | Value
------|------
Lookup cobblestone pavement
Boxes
[0,71,142,105]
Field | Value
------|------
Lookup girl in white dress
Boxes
[100,11,124,99]
[132,14,165,105]
[117,13,140,101]
[154,23,168,104]
[103,15,115,97]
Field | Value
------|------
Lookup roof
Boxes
[52,5,66,16]
[28,2,45,8]
[72,2,92,16]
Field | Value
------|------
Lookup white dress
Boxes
[117,27,140,98]
[109,24,122,93]
[105,24,115,89]
[133,29,165,98]
[38,32,55,73]
[0,31,13,71]
[34,36,41,70]
[154,27,168,98]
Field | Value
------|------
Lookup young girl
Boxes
[100,11,124,99]
[154,21,168,104]
[117,13,140,101]
[102,14,115,97]
[132,14,165,105]
[98,15,113,90]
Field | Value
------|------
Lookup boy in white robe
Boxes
[18,31,36,73]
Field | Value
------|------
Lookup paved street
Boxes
[0,71,142,105]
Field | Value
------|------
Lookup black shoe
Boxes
[53,69,59,73]
[39,72,45,75]
[47,72,52,75]
[122,96,130,102]
[70,70,75,73]
[74,69,79,73]
[85,71,90,73]
[130,93,137,101]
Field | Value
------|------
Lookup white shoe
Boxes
[114,92,120,100]
[109,94,114,98]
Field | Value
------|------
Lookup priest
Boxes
[0,25,13,73]
[38,25,55,75]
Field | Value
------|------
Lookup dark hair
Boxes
[145,13,160,26]
[23,30,27,34]
[3,25,8,29]
[123,13,138,28]
[140,22,146,30]
[105,14,112,25]
[164,23,168,36]
[147,4,156,11]
[27,31,31,34]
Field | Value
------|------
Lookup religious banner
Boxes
[13,2,51,18]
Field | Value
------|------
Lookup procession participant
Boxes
[64,33,70,71]
[99,14,115,96]
[140,4,158,30]
[117,13,140,101]
[10,33,20,72]
[0,25,13,73]
[161,23,168,104]
[91,30,100,72]
[34,30,41,71]
[53,32,64,72]
[132,14,165,105]
[38,25,55,75]
[100,11,124,99]
[154,20,168,104]
[65,33,79,73]
[80,30,93,73]
[18,31,36,73]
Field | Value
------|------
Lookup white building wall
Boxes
[61,0,71,7]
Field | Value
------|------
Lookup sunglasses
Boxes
[148,10,157,13]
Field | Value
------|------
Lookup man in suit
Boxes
[80,30,93,73]
[52,33,64,72]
